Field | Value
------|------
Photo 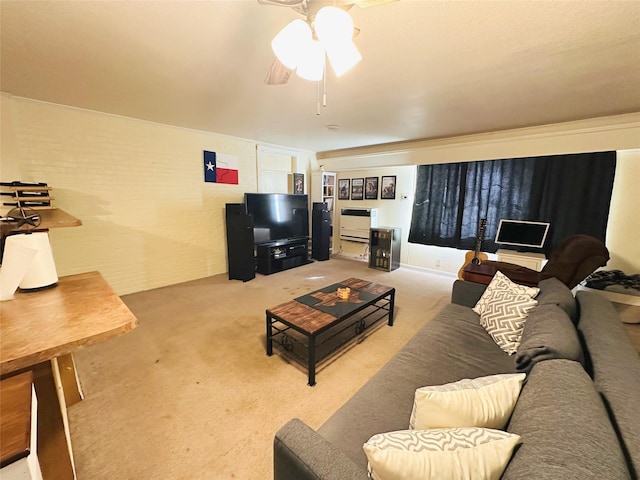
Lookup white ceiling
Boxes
[2,0,640,153]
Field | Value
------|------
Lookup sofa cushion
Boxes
[409,373,525,430]
[515,304,583,374]
[451,279,487,308]
[577,291,640,479]
[318,303,517,471]
[503,359,631,480]
[363,428,520,480]
[536,277,578,323]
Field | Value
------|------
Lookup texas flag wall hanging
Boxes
[204,150,239,184]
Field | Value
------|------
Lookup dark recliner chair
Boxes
[463,234,610,289]
[539,234,610,289]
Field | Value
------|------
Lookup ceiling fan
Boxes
[259,0,397,86]
[258,0,395,17]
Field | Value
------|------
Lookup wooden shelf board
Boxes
[1,208,81,236]
[1,186,52,192]
[11,196,54,201]
[3,205,54,211]
[39,208,82,228]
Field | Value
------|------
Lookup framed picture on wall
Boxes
[381,175,396,199]
[293,173,304,194]
[365,177,378,199]
[351,178,364,200]
[338,178,350,200]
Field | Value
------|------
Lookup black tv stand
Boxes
[256,238,310,275]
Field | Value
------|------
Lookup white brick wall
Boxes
[1,95,314,294]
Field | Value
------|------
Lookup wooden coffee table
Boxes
[266,278,395,386]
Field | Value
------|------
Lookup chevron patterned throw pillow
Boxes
[480,292,538,354]
[473,271,539,316]
[363,427,520,480]
[471,271,539,354]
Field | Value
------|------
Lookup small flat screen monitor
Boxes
[495,219,550,249]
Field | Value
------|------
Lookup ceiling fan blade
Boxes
[264,58,293,85]
[256,0,304,6]
[355,0,398,7]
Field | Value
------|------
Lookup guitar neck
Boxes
[473,220,487,258]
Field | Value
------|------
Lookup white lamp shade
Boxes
[325,40,362,77]
[296,39,325,81]
[315,6,354,43]
[271,19,312,69]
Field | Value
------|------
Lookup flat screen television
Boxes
[244,193,309,244]
[495,219,550,249]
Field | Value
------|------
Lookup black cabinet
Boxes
[225,203,255,281]
[369,227,401,271]
[312,202,331,261]
[256,238,310,275]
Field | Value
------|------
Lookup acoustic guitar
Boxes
[458,218,488,280]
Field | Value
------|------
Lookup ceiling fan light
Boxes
[271,19,312,69]
[296,39,324,81]
[315,6,354,44]
[326,40,361,77]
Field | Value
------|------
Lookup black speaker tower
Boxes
[312,202,331,261]
[225,203,255,281]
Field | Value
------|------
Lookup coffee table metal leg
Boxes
[308,336,316,387]
[266,313,273,356]
[388,290,395,326]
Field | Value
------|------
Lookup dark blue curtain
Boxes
[408,151,616,255]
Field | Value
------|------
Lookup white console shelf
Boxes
[496,249,546,271]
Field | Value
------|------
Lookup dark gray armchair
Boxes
[539,234,610,289]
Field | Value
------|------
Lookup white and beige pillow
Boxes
[409,373,526,430]
[363,427,520,480]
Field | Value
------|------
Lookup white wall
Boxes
[607,149,640,273]
[319,116,640,276]
[332,166,416,262]
[1,94,315,294]
[327,165,493,275]
[3,93,638,295]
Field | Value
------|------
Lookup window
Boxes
[408,151,616,254]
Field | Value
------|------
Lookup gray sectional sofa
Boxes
[273,278,640,479]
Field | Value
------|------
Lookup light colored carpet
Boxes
[68,257,455,479]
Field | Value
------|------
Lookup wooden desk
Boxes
[0,271,138,479]
[1,371,34,467]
